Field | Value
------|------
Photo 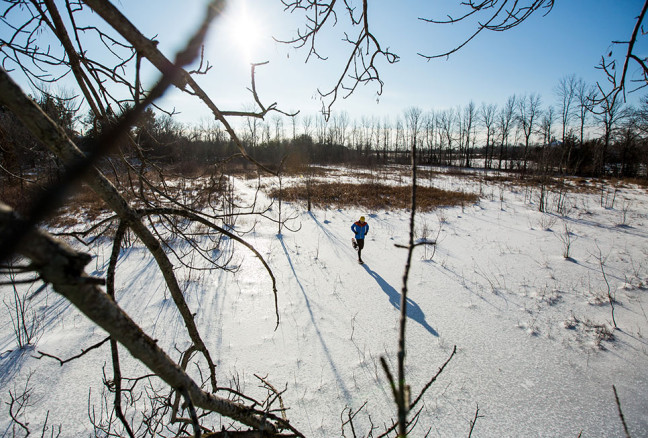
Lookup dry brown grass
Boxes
[61,184,111,223]
[5,162,644,229]
[605,177,648,189]
[478,173,606,194]
[0,178,108,227]
[0,181,38,214]
[0,165,229,228]
[271,182,479,212]
[237,164,334,180]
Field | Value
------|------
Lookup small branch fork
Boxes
[600,1,648,105]
[278,0,399,120]
[220,62,298,119]
[378,346,457,438]
[589,1,648,110]
[35,336,111,366]
[467,403,483,438]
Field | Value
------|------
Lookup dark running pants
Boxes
[356,238,365,260]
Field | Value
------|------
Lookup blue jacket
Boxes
[351,221,369,239]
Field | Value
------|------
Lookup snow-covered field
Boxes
[1,167,647,437]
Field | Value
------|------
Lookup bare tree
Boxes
[301,114,313,137]
[556,75,577,146]
[564,78,598,175]
[539,105,555,176]
[291,112,299,140]
[594,90,628,176]
[333,111,350,147]
[395,116,405,159]
[423,110,437,164]
[438,108,456,166]
[315,112,327,144]
[244,108,261,148]
[497,95,517,170]
[517,93,542,175]
[555,74,577,172]
[616,109,642,178]
[271,114,284,142]
[405,106,423,154]
[575,79,595,148]
[0,0,296,434]
[463,101,477,168]
[480,102,497,169]
[382,116,392,163]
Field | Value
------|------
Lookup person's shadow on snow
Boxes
[361,265,438,337]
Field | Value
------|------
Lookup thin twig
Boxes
[410,345,457,410]
[467,403,483,438]
[35,336,111,366]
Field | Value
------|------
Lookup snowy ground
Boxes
[1,167,648,437]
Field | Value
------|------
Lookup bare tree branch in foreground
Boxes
[0,201,293,434]
[0,0,292,433]
[596,1,648,106]
[418,1,555,60]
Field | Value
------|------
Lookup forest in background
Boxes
[2,75,648,218]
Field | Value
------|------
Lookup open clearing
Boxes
[1,166,647,437]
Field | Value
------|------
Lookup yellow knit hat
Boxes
[360,216,365,222]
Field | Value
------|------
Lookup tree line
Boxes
[4,77,647,190]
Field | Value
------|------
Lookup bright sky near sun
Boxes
[3,0,647,127]
[147,0,646,125]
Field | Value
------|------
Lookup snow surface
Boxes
[1,167,648,437]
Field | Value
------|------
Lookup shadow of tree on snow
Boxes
[277,234,352,402]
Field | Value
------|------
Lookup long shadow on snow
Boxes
[0,347,33,387]
[361,265,439,337]
[563,214,648,239]
[308,212,347,256]
[277,235,352,402]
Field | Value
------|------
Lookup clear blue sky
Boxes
[3,1,647,127]
[148,0,647,125]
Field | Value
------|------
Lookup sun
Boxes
[226,4,263,62]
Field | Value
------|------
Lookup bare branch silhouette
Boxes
[279,0,399,119]
[418,1,554,60]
